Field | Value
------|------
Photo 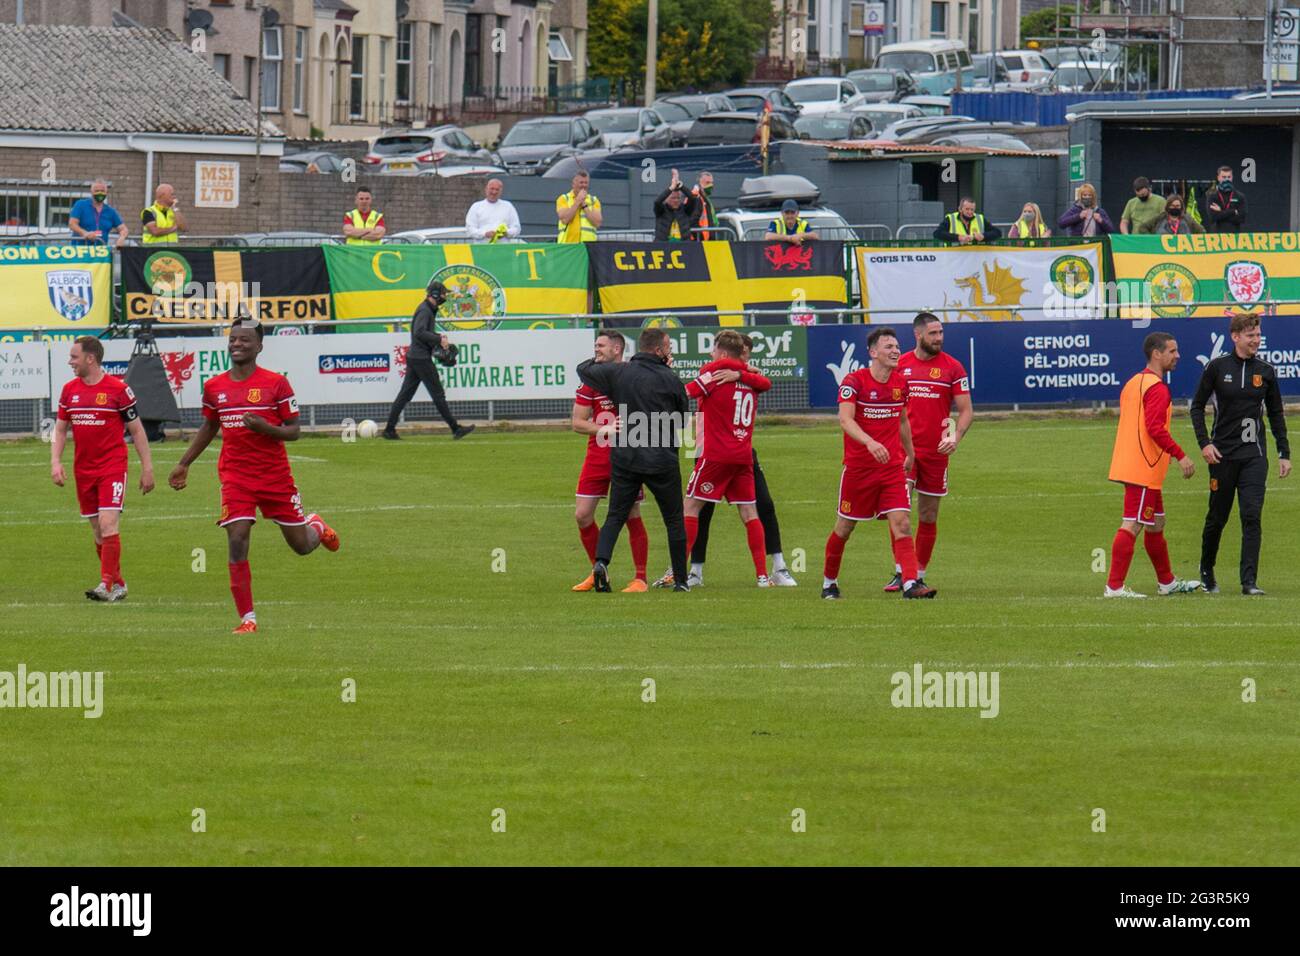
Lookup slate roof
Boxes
[0,23,276,137]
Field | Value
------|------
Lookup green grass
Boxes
[2,417,1298,865]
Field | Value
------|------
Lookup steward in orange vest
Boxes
[1103,332,1200,598]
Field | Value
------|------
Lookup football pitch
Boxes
[2,415,1297,866]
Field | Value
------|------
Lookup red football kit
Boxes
[58,374,138,517]
[898,349,970,497]
[684,358,771,504]
[1120,375,1185,526]
[837,367,911,521]
[573,382,642,502]
[201,365,307,527]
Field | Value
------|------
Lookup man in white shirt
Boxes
[464,179,522,243]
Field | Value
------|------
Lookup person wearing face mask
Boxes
[69,180,128,248]
[1154,194,1203,235]
[1007,202,1051,240]
[690,171,717,240]
[1120,176,1164,235]
[1200,165,1247,233]
[1058,183,1115,237]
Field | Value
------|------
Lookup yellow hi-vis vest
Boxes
[770,217,809,235]
[141,203,177,243]
[1013,217,1048,238]
[345,208,382,245]
[946,211,986,238]
[556,191,600,242]
[1108,369,1173,489]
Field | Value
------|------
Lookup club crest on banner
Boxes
[432,265,507,331]
[47,270,94,322]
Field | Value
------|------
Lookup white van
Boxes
[876,39,975,94]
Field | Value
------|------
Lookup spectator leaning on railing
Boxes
[690,171,717,240]
[1120,176,1163,235]
[933,197,1000,244]
[1200,164,1247,233]
[140,183,185,244]
[69,180,127,248]
[654,168,697,241]
[768,200,820,244]
[343,188,386,245]
[1154,194,1203,235]
[1058,183,1114,237]
[1007,202,1050,240]
[556,171,602,243]
[465,178,521,243]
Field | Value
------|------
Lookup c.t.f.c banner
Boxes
[590,241,848,326]
[854,243,1103,322]
[0,244,112,329]
[324,244,588,330]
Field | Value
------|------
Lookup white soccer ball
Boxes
[357,419,379,439]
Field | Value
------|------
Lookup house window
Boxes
[213,52,230,80]
[293,27,307,113]
[428,23,441,104]
[244,55,256,99]
[931,1,948,37]
[465,16,481,96]
[350,35,366,118]
[379,37,390,111]
[260,25,282,111]
[396,21,412,103]
[0,185,84,234]
[808,0,818,54]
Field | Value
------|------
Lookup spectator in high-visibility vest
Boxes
[556,171,602,243]
[767,199,819,244]
[343,188,386,244]
[1007,202,1050,240]
[140,183,185,244]
[934,196,1000,244]
[690,171,718,240]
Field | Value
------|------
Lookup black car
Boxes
[496,116,602,174]
[845,69,916,102]
[686,111,798,146]
[721,87,801,124]
[652,94,736,146]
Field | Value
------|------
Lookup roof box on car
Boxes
[737,175,821,209]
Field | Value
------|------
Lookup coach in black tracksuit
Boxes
[577,327,690,592]
[1190,316,1291,594]
[383,280,473,440]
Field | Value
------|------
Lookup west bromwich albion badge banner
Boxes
[0,244,112,329]
[590,240,848,326]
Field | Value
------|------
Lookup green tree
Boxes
[1020,1,1101,47]
[589,0,775,92]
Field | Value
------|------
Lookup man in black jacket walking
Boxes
[1190,314,1291,594]
[577,327,691,591]
[383,279,475,440]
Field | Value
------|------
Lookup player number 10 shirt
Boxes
[839,367,907,470]
[201,366,298,490]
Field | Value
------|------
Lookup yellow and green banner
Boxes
[1112,233,1300,319]
[0,244,112,329]
[323,243,589,331]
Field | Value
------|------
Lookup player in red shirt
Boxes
[822,327,936,600]
[50,336,155,601]
[681,330,773,586]
[168,320,340,633]
[883,312,974,591]
[571,330,650,592]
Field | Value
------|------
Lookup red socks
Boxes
[744,518,767,577]
[99,534,121,587]
[823,531,847,580]
[1108,529,1136,590]
[916,521,937,570]
[228,560,254,618]
[626,516,649,580]
[684,515,699,557]
[579,522,599,563]
[1144,530,1174,586]
[892,535,920,584]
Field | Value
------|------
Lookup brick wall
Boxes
[276,172,489,234]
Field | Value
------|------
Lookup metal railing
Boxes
[896,221,1019,240]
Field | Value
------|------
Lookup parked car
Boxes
[876,39,975,94]
[1232,88,1300,99]
[930,133,1033,151]
[584,107,674,150]
[969,53,1011,88]
[1035,61,1126,92]
[495,116,602,174]
[541,149,617,179]
[722,86,801,123]
[652,94,736,146]
[905,120,1034,144]
[686,111,798,146]
[413,164,508,178]
[233,231,340,247]
[899,95,951,116]
[363,126,495,173]
[280,150,346,174]
[999,49,1054,86]
[783,76,861,116]
[846,68,916,102]
[844,102,927,135]
[876,114,979,141]
[385,227,473,244]
[794,112,874,141]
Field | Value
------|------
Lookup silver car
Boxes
[584,107,675,150]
